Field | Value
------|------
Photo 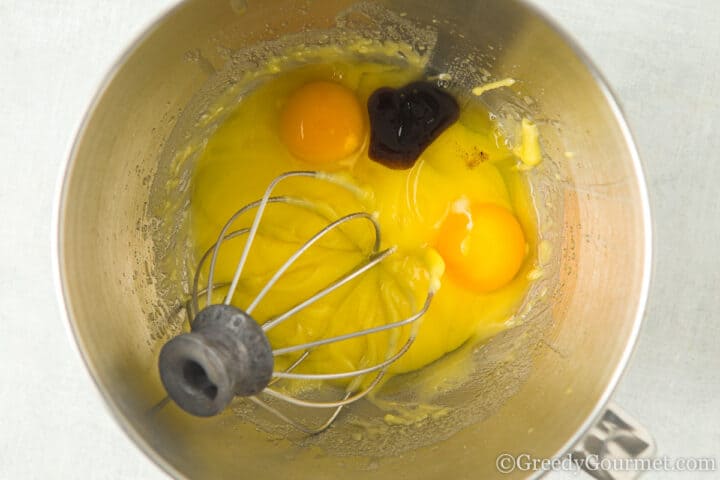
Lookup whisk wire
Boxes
[248,394,348,435]
[246,212,381,315]
[222,172,323,305]
[272,291,432,358]
[198,194,351,315]
[261,247,395,332]
[271,292,432,381]
[260,293,431,413]
[262,369,387,409]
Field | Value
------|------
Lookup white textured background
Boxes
[1,0,718,478]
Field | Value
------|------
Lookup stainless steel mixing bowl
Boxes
[53,0,652,478]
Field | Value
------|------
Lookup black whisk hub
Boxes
[158,304,274,416]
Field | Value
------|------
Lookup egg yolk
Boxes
[280,81,365,164]
[436,202,526,293]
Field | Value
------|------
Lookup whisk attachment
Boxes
[159,304,273,417]
[158,171,435,433]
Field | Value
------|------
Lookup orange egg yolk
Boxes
[436,202,526,293]
[280,81,365,164]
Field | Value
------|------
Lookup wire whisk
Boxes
[158,171,435,434]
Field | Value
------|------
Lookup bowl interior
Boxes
[57,1,650,478]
